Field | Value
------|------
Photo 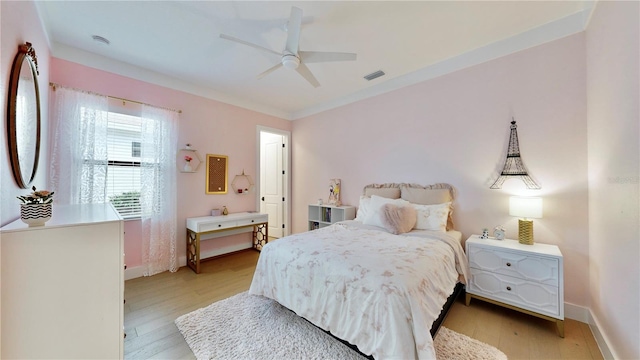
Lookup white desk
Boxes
[186,212,268,273]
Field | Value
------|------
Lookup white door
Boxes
[260,132,285,238]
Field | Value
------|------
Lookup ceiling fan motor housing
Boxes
[282,54,300,69]
[219,6,356,87]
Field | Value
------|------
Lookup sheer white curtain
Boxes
[140,104,178,275]
[50,86,179,276]
[50,87,109,205]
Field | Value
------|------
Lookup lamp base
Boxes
[518,219,534,245]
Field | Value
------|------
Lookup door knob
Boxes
[261,197,265,201]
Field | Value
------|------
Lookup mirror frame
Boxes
[7,42,41,189]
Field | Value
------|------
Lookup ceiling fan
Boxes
[220,6,357,88]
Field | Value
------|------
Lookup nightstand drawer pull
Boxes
[506,286,512,291]
[506,262,511,267]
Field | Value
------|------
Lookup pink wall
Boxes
[292,33,589,306]
[586,1,640,359]
[1,1,51,226]
[50,58,291,269]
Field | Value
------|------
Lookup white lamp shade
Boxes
[509,196,543,219]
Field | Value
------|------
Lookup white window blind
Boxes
[106,111,142,218]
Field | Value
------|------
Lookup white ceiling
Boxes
[35,1,593,120]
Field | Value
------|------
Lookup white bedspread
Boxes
[248,222,470,359]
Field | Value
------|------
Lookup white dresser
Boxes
[465,234,564,337]
[1,203,124,359]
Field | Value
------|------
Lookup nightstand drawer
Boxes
[468,244,559,287]
[469,268,561,318]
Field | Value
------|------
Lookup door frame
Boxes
[256,126,291,237]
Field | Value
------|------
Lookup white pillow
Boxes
[363,195,410,228]
[354,196,372,222]
[413,202,452,232]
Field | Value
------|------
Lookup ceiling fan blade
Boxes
[299,51,357,63]
[295,63,320,88]
[257,63,283,80]
[285,6,303,55]
[219,34,281,57]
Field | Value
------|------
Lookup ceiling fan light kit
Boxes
[282,54,300,70]
[220,6,357,88]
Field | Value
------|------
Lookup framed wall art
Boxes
[205,154,228,194]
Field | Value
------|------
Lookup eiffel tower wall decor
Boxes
[490,120,541,190]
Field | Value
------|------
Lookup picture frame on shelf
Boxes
[328,178,341,206]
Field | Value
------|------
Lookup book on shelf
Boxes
[323,208,331,222]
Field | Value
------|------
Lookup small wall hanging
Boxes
[231,170,254,194]
[179,144,202,173]
[490,120,540,190]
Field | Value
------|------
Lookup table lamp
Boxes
[509,196,542,245]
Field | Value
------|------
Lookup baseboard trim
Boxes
[124,266,145,281]
[124,243,253,281]
[564,302,590,323]
[587,310,616,360]
[564,302,614,359]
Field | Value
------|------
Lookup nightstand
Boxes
[465,234,564,337]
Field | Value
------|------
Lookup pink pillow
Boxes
[381,204,417,235]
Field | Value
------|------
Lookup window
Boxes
[106,112,142,218]
[131,141,141,157]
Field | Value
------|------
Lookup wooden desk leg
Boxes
[253,223,268,251]
[186,230,201,274]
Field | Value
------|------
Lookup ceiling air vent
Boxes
[91,35,110,45]
[364,70,385,81]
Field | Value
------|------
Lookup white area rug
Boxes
[175,291,507,360]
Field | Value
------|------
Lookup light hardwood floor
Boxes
[124,249,603,360]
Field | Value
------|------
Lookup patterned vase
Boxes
[20,203,53,227]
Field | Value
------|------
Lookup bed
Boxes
[248,183,470,359]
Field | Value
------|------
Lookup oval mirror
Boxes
[7,42,41,189]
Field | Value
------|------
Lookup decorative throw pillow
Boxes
[381,204,417,235]
[363,195,411,228]
[412,202,452,232]
[354,196,372,222]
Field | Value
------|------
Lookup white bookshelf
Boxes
[308,204,356,230]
